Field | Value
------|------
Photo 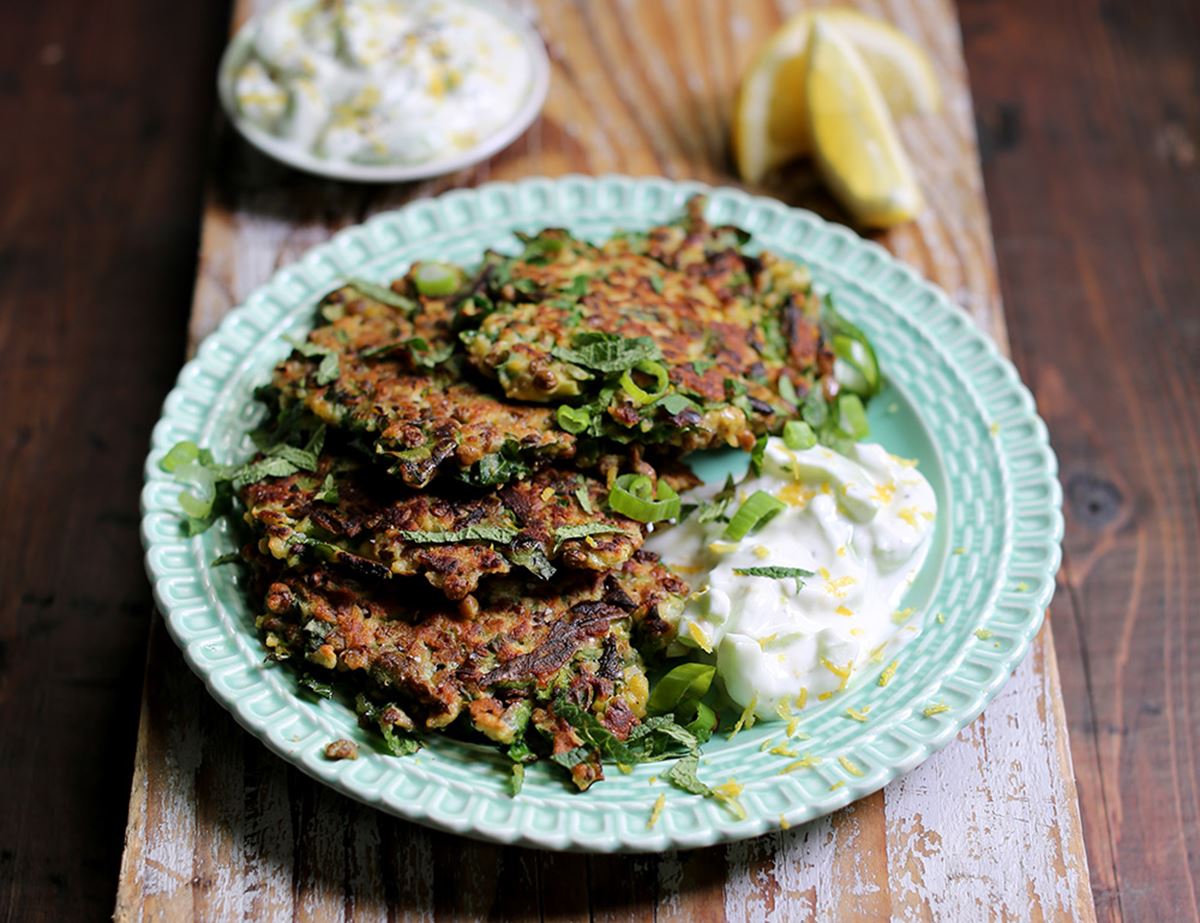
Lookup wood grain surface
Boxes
[965,2,1200,919]
[2,0,1195,920]
[109,0,1097,920]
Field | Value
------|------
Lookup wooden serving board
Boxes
[115,1,1095,919]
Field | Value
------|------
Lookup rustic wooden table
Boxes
[1,0,1196,921]
[115,0,1097,918]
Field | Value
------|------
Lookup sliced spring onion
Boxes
[723,490,785,541]
[837,393,870,440]
[647,663,716,716]
[783,420,817,451]
[831,326,881,396]
[414,262,461,297]
[608,473,681,523]
[178,488,214,520]
[160,441,200,473]
[556,404,592,434]
[618,360,669,406]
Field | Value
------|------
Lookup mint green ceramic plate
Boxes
[141,176,1061,852]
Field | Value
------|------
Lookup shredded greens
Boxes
[732,566,815,593]
[396,525,519,545]
[551,522,633,552]
[345,277,419,313]
[551,331,662,374]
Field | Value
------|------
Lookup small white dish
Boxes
[217,0,550,183]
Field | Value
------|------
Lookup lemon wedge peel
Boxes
[731,9,940,186]
[805,19,924,228]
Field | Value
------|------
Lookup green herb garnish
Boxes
[731,566,815,592]
[284,337,339,386]
[361,336,455,368]
[749,434,769,476]
[396,525,519,545]
[345,277,418,313]
[551,332,662,374]
[508,540,556,580]
[551,523,632,552]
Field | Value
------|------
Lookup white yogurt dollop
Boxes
[646,438,937,720]
[234,0,533,166]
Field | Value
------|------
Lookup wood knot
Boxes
[1066,472,1123,529]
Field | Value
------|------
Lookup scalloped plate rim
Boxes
[141,175,1063,852]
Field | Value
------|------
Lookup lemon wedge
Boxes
[806,20,923,228]
[731,9,939,184]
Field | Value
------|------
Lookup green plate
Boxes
[141,176,1061,852]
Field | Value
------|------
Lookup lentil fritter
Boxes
[458,196,832,452]
[241,458,647,601]
[271,278,576,488]
[253,550,687,790]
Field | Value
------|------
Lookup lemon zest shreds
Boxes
[687,621,713,653]
[818,691,835,701]
[821,658,854,690]
[753,544,771,559]
[712,780,747,820]
[838,756,864,777]
[878,660,899,687]
[923,702,949,717]
[869,643,887,664]
[770,744,799,757]
[795,688,808,710]
[845,706,871,723]
[952,546,966,555]
[617,763,633,774]
[776,699,793,721]
[974,628,993,640]
[760,737,777,752]
[935,612,946,624]
[781,754,822,773]
[647,793,666,830]
[786,717,802,737]
[892,607,916,625]
[830,781,845,791]
[1016,581,1029,591]
[780,815,791,831]
[835,604,854,617]
[728,695,759,740]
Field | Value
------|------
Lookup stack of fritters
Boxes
[240,197,834,788]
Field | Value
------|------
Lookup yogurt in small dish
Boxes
[220,0,549,181]
[647,438,937,720]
